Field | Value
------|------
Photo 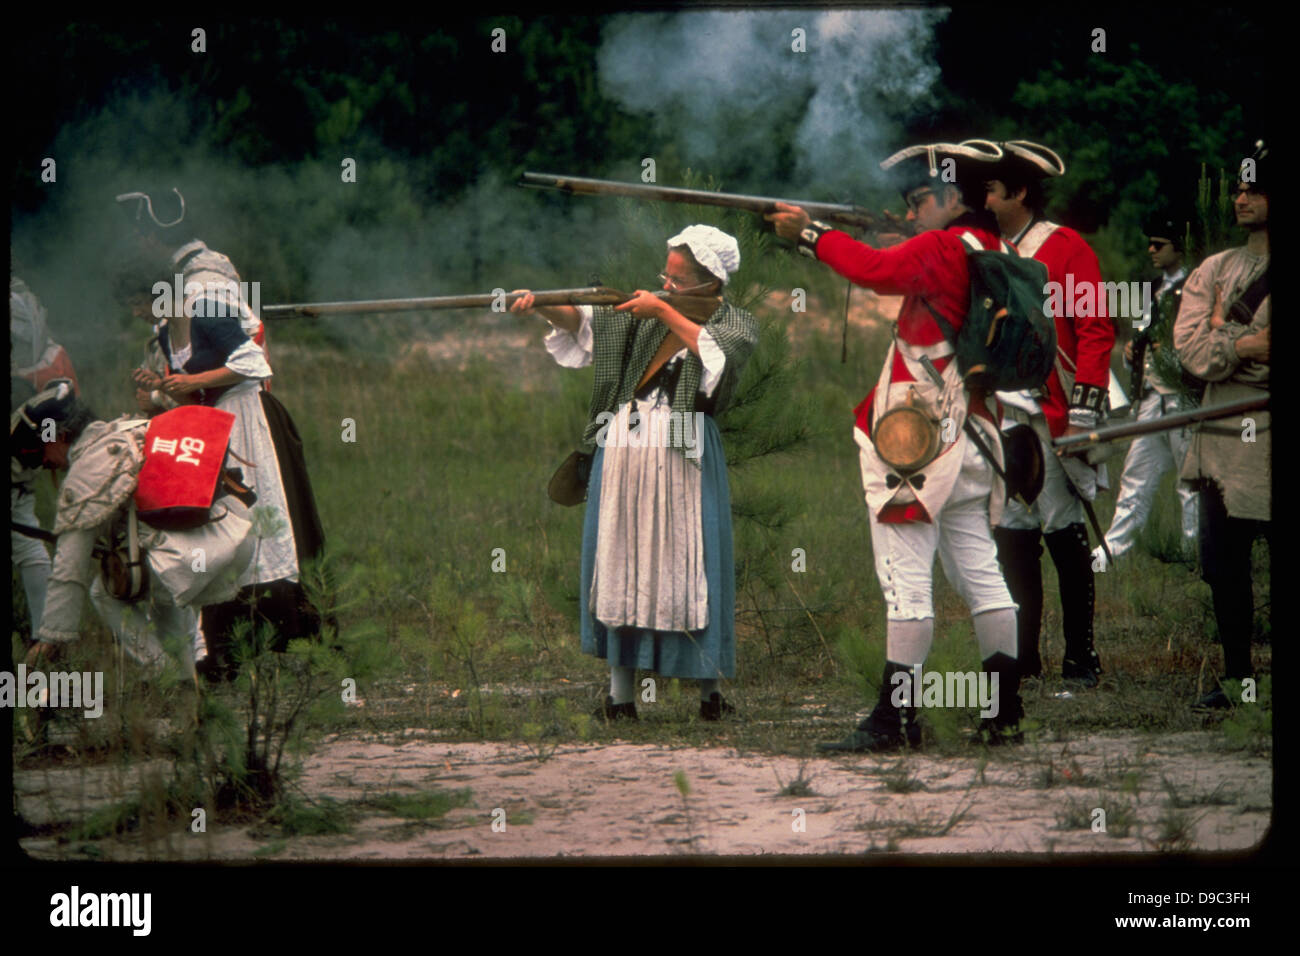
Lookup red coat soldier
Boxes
[768,140,1024,750]
[984,141,1116,685]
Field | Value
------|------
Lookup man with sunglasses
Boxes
[1098,213,1198,564]
[1174,142,1270,711]
[767,141,1025,751]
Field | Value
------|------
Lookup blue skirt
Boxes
[579,416,735,679]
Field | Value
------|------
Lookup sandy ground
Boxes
[17,728,1270,861]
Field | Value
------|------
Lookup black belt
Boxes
[174,248,204,273]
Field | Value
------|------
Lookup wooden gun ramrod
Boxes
[519,171,879,232]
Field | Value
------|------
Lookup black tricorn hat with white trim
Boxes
[992,140,1067,180]
[879,139,1003,201]
[1144,205,1191,249]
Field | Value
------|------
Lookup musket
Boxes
[519,171,880,232]
[261,286,722,323]
[1052,396,1269,450]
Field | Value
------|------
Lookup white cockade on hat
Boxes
[667,224,741,285]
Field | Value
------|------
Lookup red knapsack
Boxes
[134,405,237,529]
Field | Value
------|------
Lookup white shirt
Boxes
[543,305,728,400]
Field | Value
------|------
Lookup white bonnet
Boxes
[667,224,740,285]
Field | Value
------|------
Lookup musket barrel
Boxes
[520,171,876,230]
[261,287,628,319]
[1051,396,1269,449]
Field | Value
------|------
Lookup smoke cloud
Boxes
[596,9,947,198]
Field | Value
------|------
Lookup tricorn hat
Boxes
[880,139,1003,206]
[10,378,78,467]
[994,140,1066,180]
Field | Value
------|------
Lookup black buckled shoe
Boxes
[1191,686,1233,712]
[818,701,920,753]
[970,652,1025,746]
[1062,649,1102,688]
[699,692,735,721]
[594,696,638,721]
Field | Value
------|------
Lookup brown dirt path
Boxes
[18,730,1270,861]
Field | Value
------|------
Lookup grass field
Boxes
[11,283,1272,857]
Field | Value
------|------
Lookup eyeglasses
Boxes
[905,189,934,213]
[657,273,716,294]
[1148,239,1172,250]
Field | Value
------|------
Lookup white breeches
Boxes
[998,422,1086,533]
[867,439,1017,621]
[11,487,52,569]
[89,576,197,678]
[1104,389,1198,556]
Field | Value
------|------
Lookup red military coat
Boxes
[1014,222,1115,437]
[815,216,1003,436]
[814,216,1005,522]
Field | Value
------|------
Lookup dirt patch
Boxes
[17,730,1270,861]
[766,286,899,354]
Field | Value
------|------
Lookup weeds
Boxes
[772,759,819,798]
[371,788,473,821]
[1055,792,1136,837]
[1217,676,1272,754]
[880,761,925,794]
[519,696,590,762]
[264,794,355,836]
[854,794,974,841]
[1148,803,1201,854]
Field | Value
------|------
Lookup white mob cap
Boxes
[667,224,740,286]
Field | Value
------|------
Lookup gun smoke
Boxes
[596,9,946,198]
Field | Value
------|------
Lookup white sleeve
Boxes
[543,305,594,369]
[697,328,728,397]
[225,337,273,379]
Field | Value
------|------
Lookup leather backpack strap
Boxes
[635,331,688,391]
[1227,269,1270,324]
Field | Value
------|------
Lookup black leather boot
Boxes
[699,692,735,721]
[819,661,921,752]
[594,696,638,721]
[1045,523,1102,686]
[994,527,1045,678]
[971,652,1024,745]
